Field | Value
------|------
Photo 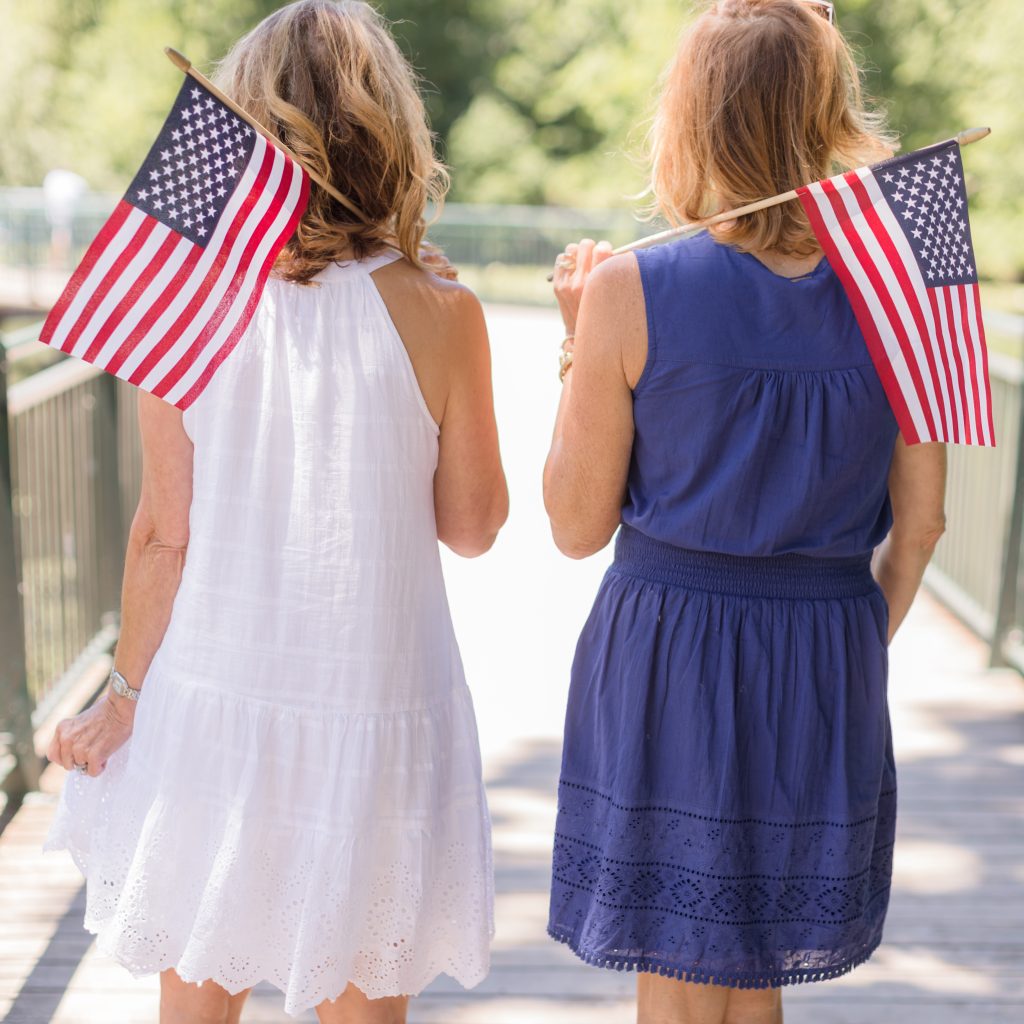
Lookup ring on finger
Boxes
[72,761,88,773]
[555,255,576,271]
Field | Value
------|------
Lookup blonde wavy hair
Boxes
[214,0,448,283]
[649,0,897,256]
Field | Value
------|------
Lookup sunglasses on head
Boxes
[799,0,835,24]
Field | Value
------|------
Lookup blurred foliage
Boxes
[1,0,1021,278]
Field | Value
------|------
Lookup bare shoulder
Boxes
[371,257,485,343]
[369,257,488,424]
[588,250,642,294]
[579,252,647,387]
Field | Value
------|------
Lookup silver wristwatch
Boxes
[110,667,142,702]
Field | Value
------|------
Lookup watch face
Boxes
[113,671,139,699]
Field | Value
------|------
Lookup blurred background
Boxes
[1,2,1023,1022]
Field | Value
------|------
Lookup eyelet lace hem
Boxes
[547,924,881,989]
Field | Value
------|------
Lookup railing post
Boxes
[93,373,124,615]
[0,346,42,794]
[990,362,1024,668]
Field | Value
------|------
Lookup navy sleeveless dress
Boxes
[548,232,900,988]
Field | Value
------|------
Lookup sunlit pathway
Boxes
[2,306,1022,1022]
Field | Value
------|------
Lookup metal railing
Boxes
[1,328,140,799]
[0,187,115,273]
[926,311,1024,669]
[0,188,651,268]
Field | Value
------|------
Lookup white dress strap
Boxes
[359,248,403,274]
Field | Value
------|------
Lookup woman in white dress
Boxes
[41,3,508,1022]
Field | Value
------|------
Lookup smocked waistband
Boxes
[611,525,877,600]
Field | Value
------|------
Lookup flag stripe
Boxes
[38,79,310,410]
[123,139,276,384]
[171,160,310,408]
[944,286,974,443]
[98,236,195,373]
[797,147,994,446]
[153,146,291,397]
[75,223,173,362]
[62,216,161,357]
[851,169,954,439]
[926,290,960,442]
[814,179,935,439]
[834,174,941,437]
[45,205,146,351]
[797,186,920,441]
[955,285,982,445]
[966,284,995,445]
[160,153,300,402]
[40,201,135,349]
[140,140,284,391]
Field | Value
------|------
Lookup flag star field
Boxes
[127,85,257,247]
[40,75,309,409]
[876,143,976,288]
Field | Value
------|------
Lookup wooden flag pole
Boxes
[547,126,991,278]
[164,47,367,223]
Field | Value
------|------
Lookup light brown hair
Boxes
[214,0,448,283]
[649,0,896,256]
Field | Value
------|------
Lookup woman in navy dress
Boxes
[544,2,947,1021]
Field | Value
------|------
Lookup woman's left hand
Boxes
[552,238,614,336]
[46,693,135,777]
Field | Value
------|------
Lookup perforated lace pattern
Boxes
[549,780,895,988]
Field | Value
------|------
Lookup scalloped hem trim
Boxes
[546,925,880,989]
[79,912,490,1018]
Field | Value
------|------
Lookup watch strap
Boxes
[110,667,141,701]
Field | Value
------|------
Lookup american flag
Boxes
[41,77,310,409]
[797,140,994,446]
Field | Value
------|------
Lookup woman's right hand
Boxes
[552,238,615,337]
[46,692,135,777]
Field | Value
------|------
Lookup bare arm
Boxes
[432,288,509,556]
[371,260,508,558]
[871,436,947,642]
[46,391,193,775]
[543,241,647,558]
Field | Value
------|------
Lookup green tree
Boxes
[2,0,1021,276]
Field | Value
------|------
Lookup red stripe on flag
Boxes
[970,284,996,444]
[943,286,972,444]
[802,182,931,441]
[104,240,201,375]
[39,200,135,350]
[846,173,949,440]
[80,229,180,364]
[926,289,960,443]
[57,216,160,356]
[954,288,987,448]
[175,169,310,409]
[797,185,917,440]
[153,153,291,398]
[128,144,277,387]
[955,286,983,446]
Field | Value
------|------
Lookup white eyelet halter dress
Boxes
[42,250,494,1016]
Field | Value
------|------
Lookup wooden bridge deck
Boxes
[2,306,1023,1023]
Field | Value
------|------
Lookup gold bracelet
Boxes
[558,348,574,382]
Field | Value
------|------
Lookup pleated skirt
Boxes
[548,525,896,988]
